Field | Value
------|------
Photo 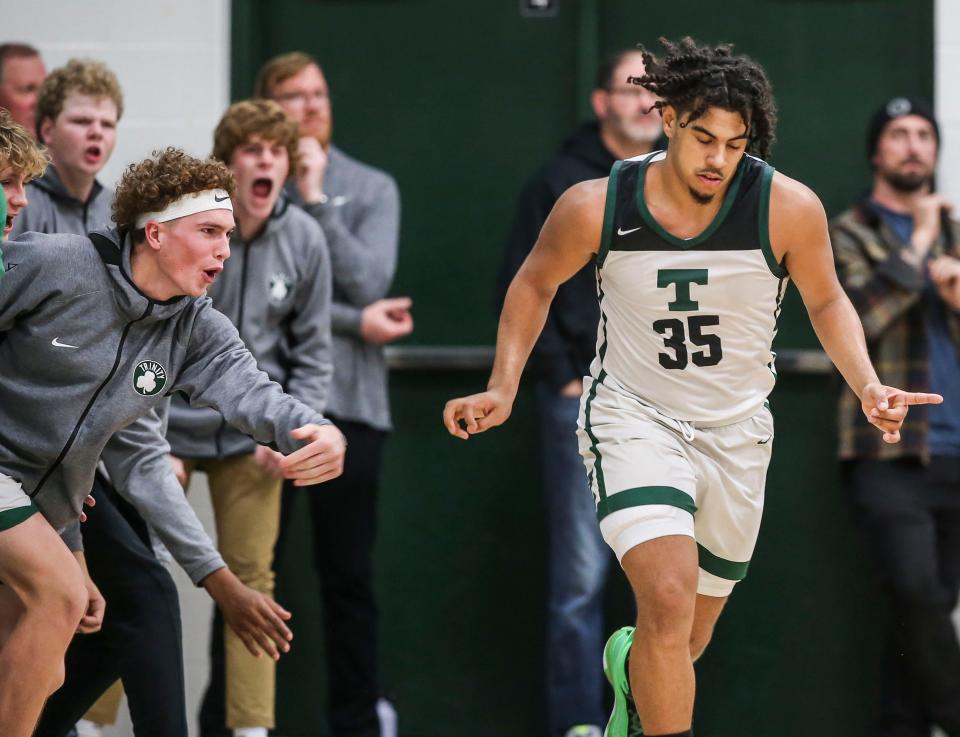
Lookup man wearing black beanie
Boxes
[832,97,960,737]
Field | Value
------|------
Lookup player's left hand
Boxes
[279,423,346,486]
[860,383,943,444]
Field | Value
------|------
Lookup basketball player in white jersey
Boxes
[443,37,942,737]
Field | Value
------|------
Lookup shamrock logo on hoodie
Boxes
[133,360,167,396]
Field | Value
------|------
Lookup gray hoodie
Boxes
[167,199,332,458]
[288,145,400,431]
[99,400,227,583]
[0,227,329,555]
[10,164,113,237]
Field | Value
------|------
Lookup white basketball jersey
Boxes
[587,151,789,425]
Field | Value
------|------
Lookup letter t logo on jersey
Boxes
[658,269,709,311]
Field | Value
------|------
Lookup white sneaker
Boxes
[565,725,603,737]
[75,721,104,737]
[377,698,398,737]
[233,729,268,737]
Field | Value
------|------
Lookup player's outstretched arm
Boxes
[771,173,942,443]
[443,178,606,439]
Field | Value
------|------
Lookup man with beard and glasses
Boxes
[445,38,941,737]
[831,97,960,737]
[167,99,333,737]
[229,51,410,737]
[496,49,662,737]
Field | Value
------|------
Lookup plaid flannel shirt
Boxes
[830,198,960,461]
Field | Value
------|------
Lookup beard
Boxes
[300,116,332,148]
[878,161,933,193]
[608,111,662,147]
[621,120,663,146]
[687,186,715,205]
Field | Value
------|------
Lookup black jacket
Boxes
[497,122,615,389]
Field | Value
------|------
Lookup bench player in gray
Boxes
[0,147,345,737]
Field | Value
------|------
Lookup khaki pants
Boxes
[83,680,124,725]
[184,453,283,729]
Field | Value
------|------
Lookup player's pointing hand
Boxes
[443,389,514,440]
[860,382,943,444]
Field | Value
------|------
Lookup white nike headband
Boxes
[134,189,233,229]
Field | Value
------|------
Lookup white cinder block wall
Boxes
[938,0,960,201]
[7,0,231,187]
[936,6,960,721]
[4,3,231,735]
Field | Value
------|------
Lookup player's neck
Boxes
[129,244,179,302]
[600,126,656,161]
[871,176,932,215]
[51,160,97,203]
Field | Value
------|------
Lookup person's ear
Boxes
[590,88,608,121]
[661,105,677,140]
[143,221,162,251]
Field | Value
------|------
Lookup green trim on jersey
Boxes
[635,153,746,249]
[597,160,625,267]
[698,542,750,580]
[758,164,788,278]
[583,301,611,500]
[0,502,38,532]
[596,485,697,521]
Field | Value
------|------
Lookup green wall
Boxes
[230,2,934,735]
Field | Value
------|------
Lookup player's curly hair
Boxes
[112,147,236,233]
[633,37,777,160]
[212,99,300,171]
[0,109,48,181]
[35,58,124,135]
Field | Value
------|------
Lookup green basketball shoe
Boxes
[602,626,643,737]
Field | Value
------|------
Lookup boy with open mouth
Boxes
[0,146,344,737]
[10,58,119,238]
[165,99,333,737]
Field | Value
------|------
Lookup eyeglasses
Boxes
[274,90,329,106]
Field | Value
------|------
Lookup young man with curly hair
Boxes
[27,102,322,737]
[444,37,942,737]
[11,58,121,237]
[163,99,332,737]
[0,108,46,242]
[0,147,345,737]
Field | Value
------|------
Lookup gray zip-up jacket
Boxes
[8,174,224,581]
[167,199,332,458]
[0,227,329,558]
[288,145,400,431]
[10,164,113,238]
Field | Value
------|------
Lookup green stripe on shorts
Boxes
[583,377,608,500]
[596,485,697,521]
[698,543,750,581]
[0,502,38,532]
